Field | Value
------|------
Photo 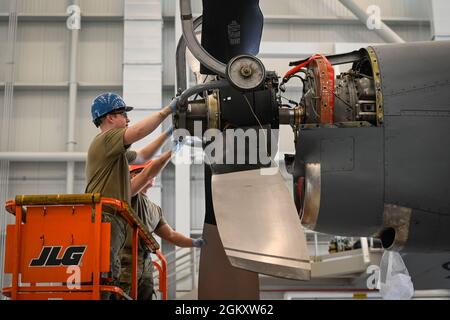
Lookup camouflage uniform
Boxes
[120,192,167,300]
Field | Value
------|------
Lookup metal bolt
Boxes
[240,65,252,77]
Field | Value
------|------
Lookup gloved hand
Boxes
[192,238,207,248]
[166,126,173,137]
[171,138,184,154]
[168,96,180,113]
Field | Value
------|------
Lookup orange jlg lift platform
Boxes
[2,193,167,300]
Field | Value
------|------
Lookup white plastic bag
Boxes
[379,250,414,300]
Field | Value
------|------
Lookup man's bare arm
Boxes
[155,224,194,247]
[123,106,172,146]
[130,150,172,196]
[132,130,170,165]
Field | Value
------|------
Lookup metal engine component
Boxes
[172,89,222,140]
[334,72,376,123]
[278,106,304,128]
[298,49,378,126]
[293,41,450,252]
[173,80,228,137]
[226,54,266,91]
[174,73,280,136]
[206,90,220,130]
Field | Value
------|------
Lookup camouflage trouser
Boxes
[120,249,154,300]
[101,212,128,300]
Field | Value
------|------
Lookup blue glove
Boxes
[166,126,173,137]
[168,97,180,113]
[192,238,207,248]
[171,138,184,154]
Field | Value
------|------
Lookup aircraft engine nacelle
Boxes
[288,41,450,252]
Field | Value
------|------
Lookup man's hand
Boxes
[169,97,180,113]
[130,151,171,196]
[171,138,184,154]
[192,238,207,248]
[166,126,173,137]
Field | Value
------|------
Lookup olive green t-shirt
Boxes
[123,193,167,251]
[131,192,167,233]
[85,128,137,205]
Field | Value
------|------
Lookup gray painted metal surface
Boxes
[406,208,450,252]
[384,116,450,215]
[371,41,450,216]
[296,127,385,236]
[430,0,450,40]
[374,41,450,250]
[403,252,450,289]
[371,41,450,116]
[297,41,450,252]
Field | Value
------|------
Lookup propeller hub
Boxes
[226,54,266,91]
[240,65,253,77]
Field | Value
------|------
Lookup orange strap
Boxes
[283,54,323,81]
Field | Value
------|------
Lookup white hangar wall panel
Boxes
[388,25,431,42]
[259,0,429,18]
[77,0,124,15]
[14,21,69,83]
[0,22,8,82]
[190,164,205,232]
[9,21,124,152]
[9,162,86,194]
[262,23,430,43]
[163,0,429,17]
[162,19,175,88]
[162,0,201,16]
[162,0,174,16]
[78,21,123,84]
[8,162,67,197]
[12,21,124,84]
[431,0,450,40]
[16,0,68,14]
[74,162,87,194]
[125,21,161,64]
[15,0,124,15]
[259,0,431,42]
[10,90,67,152]
[123,65,161,110]
[0,3,9,13]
